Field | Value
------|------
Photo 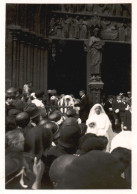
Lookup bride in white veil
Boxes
[86,104,114,151]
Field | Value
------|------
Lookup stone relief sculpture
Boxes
[48,4,131,42]
[101,19,118,40]
[54,4,131,17]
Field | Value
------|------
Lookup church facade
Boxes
[6,4,131,105]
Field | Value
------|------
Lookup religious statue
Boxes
[91,13,101,29]
[118,23,126,41]
[74,16,80,38]
[63,15,71,38]
[49,16,56,36]
[80,17,87,39]
[56,18,63,37]
[125,24,131,41]
[86,28,104,75]
[111,4,122,16]
[69,16,79,38]
[85,4,94,13]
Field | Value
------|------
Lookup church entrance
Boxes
[101,43,131,95]
[48,40,86,98]
[48,40,131,98]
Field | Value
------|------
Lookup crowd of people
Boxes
[5,81,131,189]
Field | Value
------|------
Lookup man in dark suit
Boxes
[104,95,115,130]
[75,90,89,123]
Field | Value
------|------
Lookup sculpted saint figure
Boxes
[87,28,104,75]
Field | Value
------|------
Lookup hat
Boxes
[16,112,30,128]
[42,121,58,134]
[49,112,61,122]
[49,154,76,184]
[6,153,22,177]
[24,103,40,119]
[62,117,78,126]
[39,118,49,126]
[58,124,81,149]
[77,134,108,155]
[56,150,127,189]
[5,152,36,189]
[66,109,76,117]
[8,109,21,117]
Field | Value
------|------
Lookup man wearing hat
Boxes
[56,150,127,189]
[42,123,81,168]
[77,133,108,155]
[112,95,123,132]
[74,90,89,123]
[127,91,131,106]
[104,95,115,130]
[49,154,76,188]
[24,103,41,127]
[15,112,31,136]
[63,109,81,124]
[6,109,21,132]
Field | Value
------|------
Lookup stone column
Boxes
[19,39,24,88]
[43,39,48,94]
[23,41,27,83]
[11,30,18,87]
[27,41,31,82]
[30,32,35,83]
[6,28,13,89]
[8,25,21,88]
[37,44,40,89]
[33,43,38,89]
[40,46,44,90]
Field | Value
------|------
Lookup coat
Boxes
[75,95,89,122]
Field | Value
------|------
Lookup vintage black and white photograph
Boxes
[5,3,131,190]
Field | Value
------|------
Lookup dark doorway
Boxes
[101,43,131,95]
[48,40,86,98]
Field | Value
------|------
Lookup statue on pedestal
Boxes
[86,28,104,76]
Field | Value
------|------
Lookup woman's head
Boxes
[95,106,101,115]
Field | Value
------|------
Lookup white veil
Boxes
[86,103,114,152]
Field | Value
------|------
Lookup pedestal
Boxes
[88,79,104,106]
